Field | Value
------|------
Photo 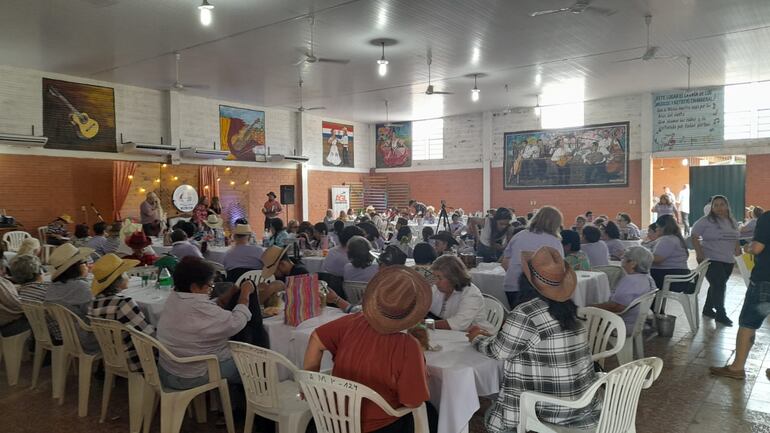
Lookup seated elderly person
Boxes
[170,229,204,260]
[157,256,254,389]
[45,244,98,351]
[467,246,600,433]
[593,246,657,336]
[413,242,437,284]
[88,254,154,371]
[358,221,385,251]
[9,254,47,302]
[616,213,641,240]
[321,225,366,277]
[305,266,431,433]
[103,221,124,255]
[0,276,28,337]
[87,221,109,256]
[343,236,379,283]
[252,246,310,308]
[46,214,73,246]
[72,224,91,248]
[376,244,408,268]
[581,226,609,266]
[222,223,265,283]
[430,231,458,256]
[428,255,484,331]
[16,237,41,258]
[601,221,626,261]
[395,226,414,258]
[561,230,591,271]
[124,231,158,266]
[641,223,660,250]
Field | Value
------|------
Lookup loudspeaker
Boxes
[280,185,295,204]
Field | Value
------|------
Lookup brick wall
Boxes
[383,169,484,214]
[746,154,770,209]
[307,170,367,222]
[652,158,689,201]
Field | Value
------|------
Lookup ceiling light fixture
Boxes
[471,74,480,102]
[377,42,389,77]
[534,95,541,117]
[198,0,214,26]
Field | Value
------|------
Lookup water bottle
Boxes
[158,268,173,291]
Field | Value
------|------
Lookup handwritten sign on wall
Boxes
[652,87,724,151]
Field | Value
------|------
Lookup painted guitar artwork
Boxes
[47,86,100,139]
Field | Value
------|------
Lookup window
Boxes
[724,81,770,140]
[412,118,443,160]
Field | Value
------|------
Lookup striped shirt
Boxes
[472,297,600,433]
[0,277,22,325]
[90,294,154,372]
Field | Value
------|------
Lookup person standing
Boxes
[710,211,770,381]
[691,195,741,326]
[140,192,163,236]
[677,184,691,235]
[261,192,282,231]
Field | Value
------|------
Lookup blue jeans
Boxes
[159,357,241,390]
[739,281,770,329]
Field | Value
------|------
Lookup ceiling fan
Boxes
[422,55,453,95]
[166,52,209,91]
[296,16,350,65]
[614,15,682,63]
[530,0,616,17]
[381,100,404,127]
[292,78,325,112]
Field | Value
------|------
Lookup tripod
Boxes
[436,201,450,233]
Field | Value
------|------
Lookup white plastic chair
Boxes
[592,265,625,292]
[125,326,235,433]
[652,260,710,333]
[0,303,31,386]
[90,318,146,433]
[45,303,102,416]
[296,370,428,433]
[617,290,659,365]
[235,270,263,287]
[518,357,664,433]
[36,226,55,264]
[481,294,506,333]
[342,281,368,305]
[20,300,61,392]
[577,306,626,368]
[2,230,31,252]
[229,342,313,433]
[735,253,752,288]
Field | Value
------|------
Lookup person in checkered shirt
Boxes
[467,246,601,433]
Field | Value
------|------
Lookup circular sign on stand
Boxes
[172,184,198,212]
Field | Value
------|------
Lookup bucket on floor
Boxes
[655,314,676,337]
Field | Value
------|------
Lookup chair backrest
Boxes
[45,303,88,356]
[735,254,751,288]
[594,357,663,433]
[37,226,47,243]
[592,265,625,291]
[297,371,403,433]
[342,281,368,305]
[235,270,262,287]
[3,230,31,252]
[481,295,506,332]
[229,341,300,411]
[20,300,54,346]
[125,326,165,390]
[577,307,626,364]
[621,289,659,338]
[89,317,130,372]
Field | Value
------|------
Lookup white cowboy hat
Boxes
[50,243,94,280]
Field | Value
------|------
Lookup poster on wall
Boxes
[331,186,350,216]
[375,122,412,168]
[42,78,116,152]
[503,122,629,190]
[653,87,724,151]
[322,121,354,168]
[219,105,266,161]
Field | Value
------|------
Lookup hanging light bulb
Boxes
[534,95,541,118]
[198,0,214,26]
[377,42,389,77]
[471,74,480,102]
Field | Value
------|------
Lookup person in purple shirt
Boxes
[650,215,691,296]
[343,236,379,283]
[321,225,365,277]
[593,246,656,336]
[580,226,609,267]
[170,229,204,260]
[691,195,741,326]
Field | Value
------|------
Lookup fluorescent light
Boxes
[199,0,214,26]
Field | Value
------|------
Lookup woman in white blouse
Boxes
[428,255,484,331]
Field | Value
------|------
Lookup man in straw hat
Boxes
[222,223,265,283]
[46,214,74,245]
[304,266,431,433]
[467,246,600,433]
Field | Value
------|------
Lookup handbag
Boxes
[284,273,322,327]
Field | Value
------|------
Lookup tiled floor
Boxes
[1,270,769,433]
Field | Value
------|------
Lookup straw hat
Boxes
[91,254,139,295]
[49,243,94,280]
[267,191,277,198]
[520,246,577,302]
[260,245,289,279]
[362,265,432,334]
[203,214,223,229]
[366,205,376,213]
[58,214,74,224]
[233,224,253,236]
[125,231,152,250]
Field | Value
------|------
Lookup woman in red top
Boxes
[305,266,431,433]
[124,231,158,266]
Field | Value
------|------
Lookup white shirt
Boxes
[522,144,539,159]
[550,147,567,162]
[677,188,690,213]
[429,283,484,331]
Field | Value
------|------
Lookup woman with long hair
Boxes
[469,208,514,263]
[652,194,680,224]
[691,195,742,325]
[650,215,691,293]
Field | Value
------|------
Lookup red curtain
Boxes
[199,166,220,200]
[113,160,137,220]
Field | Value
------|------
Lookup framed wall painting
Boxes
[219,105,266,161]
[503,122,629,189]
[322,121,354,168]
[375,122,412,168]
[42,78,117,152]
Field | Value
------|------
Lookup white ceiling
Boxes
[3,0,770,123]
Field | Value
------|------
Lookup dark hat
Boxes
[267,192,277,198]
[430,231,458,247]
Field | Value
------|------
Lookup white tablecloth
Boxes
[120,277,170,325]
[469,264,611,309]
